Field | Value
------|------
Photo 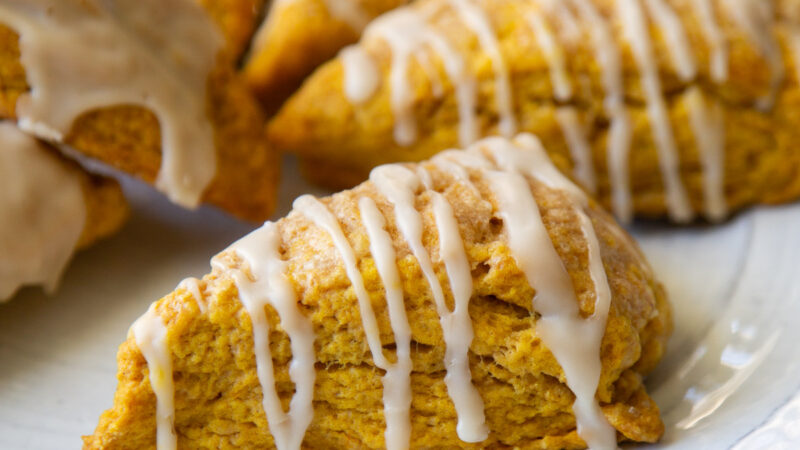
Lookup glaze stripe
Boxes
[555,107,597,194]
[693,0,729,82]
[358,196,415,449]
[477,134,616,449]
[477,136,616,449]
[569,0,635,222]
[644,0,697,81]
[177,277,206,313]
[447,0,516,137]
[686,87,728,222]
[131,304,177,450]
[371,163,489,442]
[337,0,791,222]
[138,133,626,448]
[294,195,414,450]
[721,0,784,109]
[213,222,316,450]
[618,0,694,222]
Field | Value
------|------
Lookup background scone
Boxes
[0,0,279,221]
[85,135,671,449]
[269,0,800,223]
[244,0,408,112]
[0,122,128,301]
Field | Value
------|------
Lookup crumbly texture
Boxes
[268,0,800,221]
[84,159,672,449]
[0,0,280,222]
[243,0,408,113]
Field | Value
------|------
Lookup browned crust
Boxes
[84,156,672,448]
[267,0,800,221]
[0,0,280,221]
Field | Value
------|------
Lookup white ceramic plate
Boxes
[1,156,799,449]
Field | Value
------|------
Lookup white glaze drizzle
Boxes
[721,0,784,109]
[293,195,413,450]
[477,134,616,449]
[359,10,419,145]
[430,157,472,188]
[177,277,206,314]
[519,136,613,449]
[0,123,86,301]
[694,0,730,82]
[416,49,446,97]
[644,0,697,81]
[131,303,177,450]
[416,164,436,189]
[529,2,598,195]
[618,0,694,223]
[341,45,381,103]
[0,0,222,207]
[435,148,493,171]
[568,0,635,223]
[685,87,727,222]
[426,169,490,442]
[335,0,781,223]
[791,28,800,85]
[134,132,632,447]
[358,196,414,449]
[526,9,572,101]
[537,0,583,44]
[430,149,492,194]
[359,8,478,146]
[211,222,316,450]
[447,0,516,137]
[555,107,597,194]
[370,164,488,442]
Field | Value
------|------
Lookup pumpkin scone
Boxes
[0,122,128,301]
[0,0,279,221]
[243,0,409,112]
[85,134,671,449]
[269,0,800,223]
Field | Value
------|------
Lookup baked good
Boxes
[0,121,128,301]
[85,134,671,449]
[0,0,279,221]
[269,0,800,223]
[243,0,408,112]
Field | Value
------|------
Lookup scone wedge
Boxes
[85,134,671,449]
[0,0,279,221]
[269,0,800,223]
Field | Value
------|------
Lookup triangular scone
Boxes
[243,0,408,112]
[0,121,128,301]
[0,0,279,221]
[85,134,671,449]
[269,0,800,223]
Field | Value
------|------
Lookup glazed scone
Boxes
[243,0,408,112]
[85,134,671,449]
[0,0,279,221]
[0,122,128,301]
[269,0,800,223]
